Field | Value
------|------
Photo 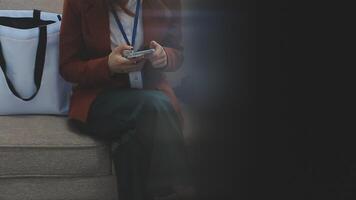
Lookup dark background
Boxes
[183,0,356,199]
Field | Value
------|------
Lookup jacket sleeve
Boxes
[161,0,184,72]
[59,0,115,87]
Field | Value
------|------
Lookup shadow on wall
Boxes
[172,0,234,107]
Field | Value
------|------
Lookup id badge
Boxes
[129,71,143,89]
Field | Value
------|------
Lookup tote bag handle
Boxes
[0,10,47,101]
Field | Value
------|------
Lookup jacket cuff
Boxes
[161,47,182,72]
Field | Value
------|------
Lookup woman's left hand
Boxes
[148,41,168,69]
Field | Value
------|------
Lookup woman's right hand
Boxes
[108,44,145,74]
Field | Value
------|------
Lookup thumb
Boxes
[115,44,133,54]
[150,41,160,49]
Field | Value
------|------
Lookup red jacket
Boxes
[60,0,184,124]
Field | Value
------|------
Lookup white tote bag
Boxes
[0,10,71,115]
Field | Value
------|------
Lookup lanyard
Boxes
[110,0,141,47]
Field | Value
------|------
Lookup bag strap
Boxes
[33,9,41,21]
[0,10,47,101]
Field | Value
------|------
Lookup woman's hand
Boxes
[148,41,168,69]
[108,44,145,74]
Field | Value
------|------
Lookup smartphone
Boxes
[123,49,156,59]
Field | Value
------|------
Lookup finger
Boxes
[116,44,133,54]
[146,52,155,59]
[149,48,163,61]
[123,57,145,66]
[123,59,137,65]
[150,40,159,49]
[115,54,144,65]
[152,59,165,66]
[147,51,158,60]
[152,57,166,64]
[118,54,142,63]
[152,59,167,68]
[128,56,145,62]
[116,56,131,64]
[155,46,163,56]
[151,56,166,63]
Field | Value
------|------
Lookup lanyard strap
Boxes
[110,0,141,47]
